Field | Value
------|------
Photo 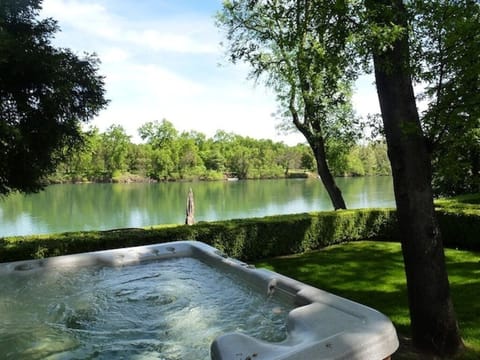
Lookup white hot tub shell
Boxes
[0,241,399,359]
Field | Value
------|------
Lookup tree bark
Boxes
[310,138,346,210]
[290,104,347,210]
[365,0,463,356]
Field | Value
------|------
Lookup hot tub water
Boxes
[0,241,399,360]
[0,257,293,359]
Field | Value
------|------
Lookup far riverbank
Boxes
[46,170,318,185]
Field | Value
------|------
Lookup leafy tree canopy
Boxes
[217,1,478,354]
[411,0,480,195]
[0,0,108,195]
[217,0,363,209]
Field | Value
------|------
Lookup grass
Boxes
[435,193,480,208]
[254,241,480,359]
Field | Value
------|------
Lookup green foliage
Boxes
[217,0,363,209]
[100,125,131,176]
[216,0,478,200]
[48,117,391,183]
[51,122,332,182]
[435,193,480,250]
[300,150,315,171]
[327,142,392,177]
[435,193,480,209]
[138,119,178,149]
[410,0,480,196]
[436,209,480,251]
[0,0,108,195]
[431,127,480,196]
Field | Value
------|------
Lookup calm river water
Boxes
[0,177,395,237]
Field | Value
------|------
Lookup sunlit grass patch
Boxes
[255,241,480,359]
[435,193,480,212]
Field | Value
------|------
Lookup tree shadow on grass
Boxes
[255,241,480,359]
[255,241,410,328]
[445,255,480,356]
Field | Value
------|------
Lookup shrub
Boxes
[1,197,478,263]
[0,210,396,262]
[434,193,480,250]
[436,209,480,250]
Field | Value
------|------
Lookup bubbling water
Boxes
[0,257,294,359]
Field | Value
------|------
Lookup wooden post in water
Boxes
[185,188,195,225]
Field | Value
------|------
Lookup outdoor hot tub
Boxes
[0,241,398,359]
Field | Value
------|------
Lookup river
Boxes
[0,177,395,237]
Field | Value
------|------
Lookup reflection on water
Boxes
[0,257,293,360]
[0,177,394,237]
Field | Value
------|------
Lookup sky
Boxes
[40,0,380,145]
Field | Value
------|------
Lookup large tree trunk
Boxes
[366,0,463,356]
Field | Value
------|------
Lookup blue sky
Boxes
[40,0,379,145]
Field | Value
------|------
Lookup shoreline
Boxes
[47,171,320,185]
[46,171,391,185]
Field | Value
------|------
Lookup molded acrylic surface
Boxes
[0,241,399,359]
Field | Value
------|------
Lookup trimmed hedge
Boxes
[0,202,478,263]
[0,209,396,263]
[434,193,480,251]
[198,209,398,260]
[436,209,480,251]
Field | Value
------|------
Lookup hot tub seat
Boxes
[0,241,399,359]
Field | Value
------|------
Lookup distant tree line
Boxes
[49,119,391,184]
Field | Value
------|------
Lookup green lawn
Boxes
[254,241,480,359]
